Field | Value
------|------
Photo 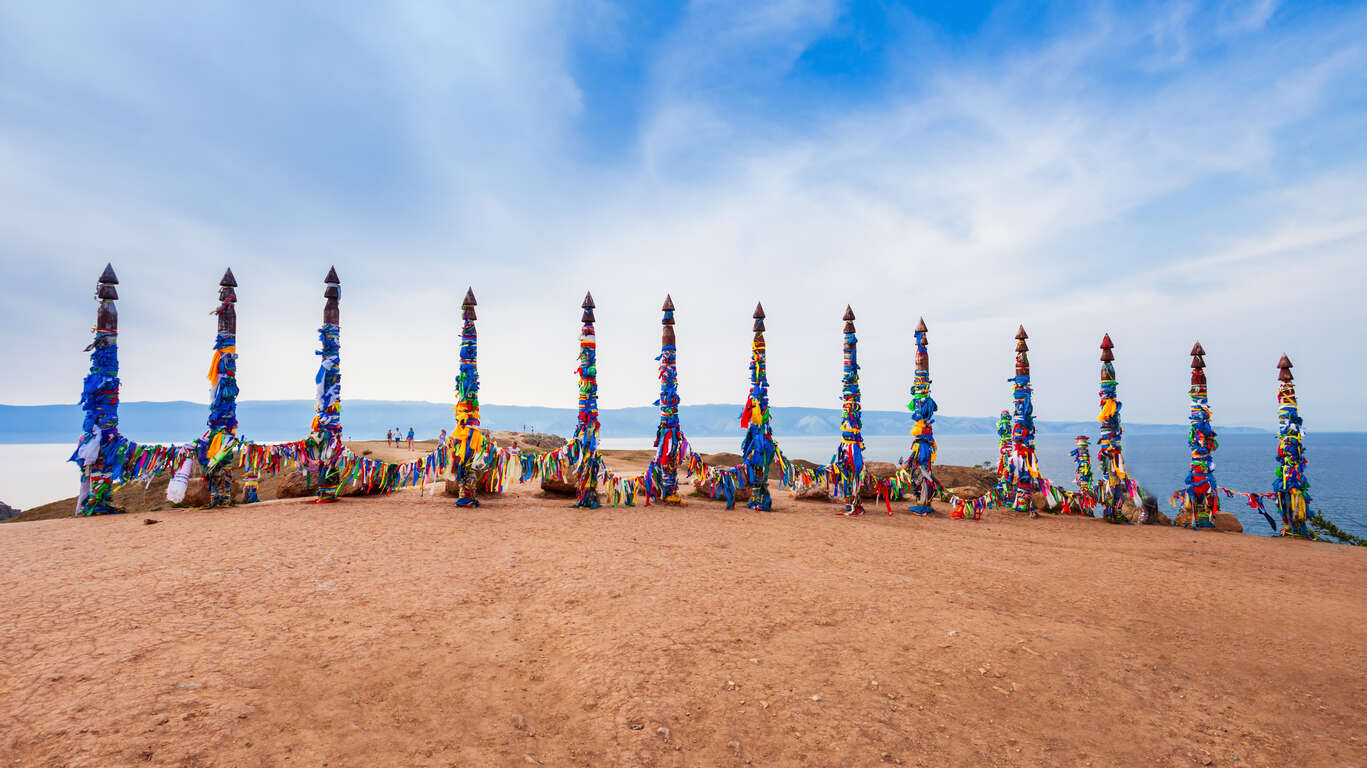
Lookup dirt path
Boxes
[1,486,1363,767]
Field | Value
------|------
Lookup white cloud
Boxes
[1,0,1365,433]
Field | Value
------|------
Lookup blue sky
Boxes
[1,0,1365,430]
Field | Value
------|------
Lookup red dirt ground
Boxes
[1,483,1364,767]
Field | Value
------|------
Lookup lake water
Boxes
[4,434,1364,538]
[605,432,1367,538]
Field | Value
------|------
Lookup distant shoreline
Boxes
[0,399,1275,445]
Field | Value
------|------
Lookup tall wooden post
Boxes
[573,291,603,508]
[905,317,937,515]
[651,295,684,504]
[312,267,344,503]
[1096,333,1132,523]
[1008,326,1040,516]
[202,268,240,507]
[1182,341,1219,528]
[452,287,484,507]
[73,263,123,515]
[1274,354,1311,537]
[834,305,865,516]
[739,302,775,511]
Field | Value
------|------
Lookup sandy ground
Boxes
[1,481,1365,767]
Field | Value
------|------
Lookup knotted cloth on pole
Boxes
[571,292,603,508]
[311,267,344,503]
[650,295,685,504]
[201,268,240,507]
[833,305,865,516]
[1274,354,1312,537]
[1007,326,1041,516]
[1096,334,1133,524]
[71,263,124,516]
[452,287,483,507]
[739,302,775,511]
[904,317,937,515]
[1175,342,1219,528]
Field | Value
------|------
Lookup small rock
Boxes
[656,726,670,740]
[729,740,741,754]
[512,714,527,731]
[947,630,958,637]
[143,518,160,525]
[810,694,821,701]
[523,755,538,765]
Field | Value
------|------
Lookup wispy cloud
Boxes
[0,1,1364,431]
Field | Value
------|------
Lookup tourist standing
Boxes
[407,427,415,450]
[385,428,392,447]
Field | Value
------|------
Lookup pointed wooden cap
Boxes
[1190,341,1205,356]
[220,268,237,287]
[1100,333,1113,349]
[582,291,595,309]
[915,317,928,333]
[842,305,855,322]
[1015,325,1028,340]
[1100,333,1114,362]
[662,295,675,312]
[1278,353,1294,382]
[753,302,765,319]
[324,266,340,284]
[1191,355,1205,369]
[462,287,477,307]
[98,263,119,284]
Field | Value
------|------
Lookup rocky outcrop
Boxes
[0,500,19,521]
[934,465,998,498]
[277,470,312,499]
[540,477,578,496]
[1173,510,1244,532]
[490,431,566,454]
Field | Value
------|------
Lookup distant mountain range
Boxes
[0,400,1267,444]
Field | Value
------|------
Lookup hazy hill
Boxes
[0,400,1265,444]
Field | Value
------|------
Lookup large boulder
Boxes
[1122,493,1173,526]
[540,477,578,497]
[1172,510,1244,532]
[490,431,566,454]
[442,467,503,498]
[1030,491,1063,513]
[1213,512,1244,533]
[934,465,999,496]
[277,470,312,499]
[860,462,904,500]
[180,478,210,507]
[791,483,831,502]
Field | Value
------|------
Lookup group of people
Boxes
[385,426,416,449]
